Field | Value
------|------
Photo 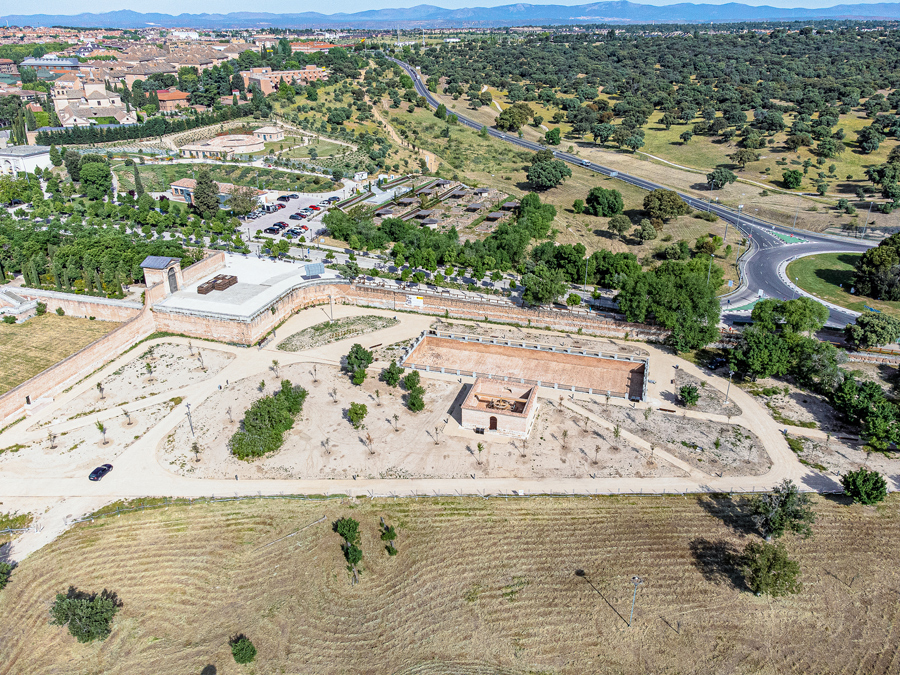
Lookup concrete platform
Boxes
[153,254,341,320]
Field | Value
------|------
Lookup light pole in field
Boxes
[629,575,643,627]
[724,370,734,404]
[185,402,194,436]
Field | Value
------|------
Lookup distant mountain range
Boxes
[5,3,900,29]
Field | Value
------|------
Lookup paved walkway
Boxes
[0,306,865,562]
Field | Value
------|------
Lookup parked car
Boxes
[287,194,300,199]
[286,227,303,236]
[89,464,113,481]
[327,196,340,203]
[308,205,321,211]
[277,195,290,202]
[289,213,304,220]
[275,203,286,210]
[264,227,281,235]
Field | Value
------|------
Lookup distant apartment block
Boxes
[240,66,328,95]
[156,88,190,112]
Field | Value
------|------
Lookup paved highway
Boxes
[387,56,875,327]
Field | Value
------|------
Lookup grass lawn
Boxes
[267,138,346,160]
[0,314,120,394]
[787,252,900,317]
[3,494,900,674]
[114,163,338,194]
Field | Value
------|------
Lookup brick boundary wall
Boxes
[0,254,222,425]
[180,251,225,286]
[14,288,143,322]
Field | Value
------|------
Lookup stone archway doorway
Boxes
[167,267,177,293]
[489,416,498,431]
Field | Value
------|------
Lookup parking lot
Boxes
[239,192,340,246]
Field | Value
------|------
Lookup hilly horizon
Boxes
[4,2,900,29]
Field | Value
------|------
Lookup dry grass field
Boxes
[0,314,120,395]
[2,495,899,675]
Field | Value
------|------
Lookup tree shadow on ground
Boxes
[689,538,747,591]
[800,472,844,495]
[200,667,217,675]
[696,493,757,537]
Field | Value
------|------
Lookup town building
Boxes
[460,378,539,439]
[0,59,17,75]
[18,55,80,76]
[240,66,328,95]
[168,178,263,208]
[253,126,284,142]
[51,80,137,127]
[178,133,265,159]
[0,145,53,176]
[156,88,190,112]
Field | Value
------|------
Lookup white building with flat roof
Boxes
[0,146,52,176]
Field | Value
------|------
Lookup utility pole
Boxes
[185,402,194,436]
[629,576,643,627]
[727,203,742,243]
[724,370,734,404]
[706,253,714,285]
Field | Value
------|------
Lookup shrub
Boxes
[0,562,14,590]
[566,293,581,306]
[407,387,425,412]
[693,211,719,222]
[749,479,815,540]
[402,370,421,391]
[36,302,47,316]
[230,635,257,664]
[334,517,363,568]
[49,588,121,643]
[1,316,14,325]
[352,368,366,385]
[741,541,802,596]
[841,467,888,505]
[679,384,700,406]
[229,380,308,460]
[344,343,373,379]
[56,307,65,316]
[381,360,403,387]
[348,402,368,428]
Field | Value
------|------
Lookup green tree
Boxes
[845,311,900,348]
[573,198,584,214]
[79,162,112,201]
[741,541,802,597]
[679,130,693,144]
[679,383,700,406]
[49,144,62,167]
[49,588,121,643]
[730,148,760,169]
[750,479,815,540]
[132,164,144,197]
[841,467,888,505]
[192,167,219,219]
[707,167,737,189]
[782,169,803,189]
[348,402,368,428]
[607,214,632,239]
[544,127,561,145]
[228,185,257,216]
[381,360,404,387]
[345,343,373,383]
[521,264,567,305]
[230,635,257,664]
[566,292,581,306]
[637,219,657,241]
[584,186,624,217]
[0,561,13,590]
[643,189,689,221]
[526,159,571,190]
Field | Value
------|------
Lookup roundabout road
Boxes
[387,56,875,328]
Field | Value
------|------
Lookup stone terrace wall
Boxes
[14,288,142,322]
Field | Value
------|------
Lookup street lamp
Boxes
[185,402,194,436]
[727,204,742,243]
[629,575,643,627]
[706,253,714,285]
[724,370,734,404]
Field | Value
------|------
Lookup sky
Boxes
[5,0,897,17]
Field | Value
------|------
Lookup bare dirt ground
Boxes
[739,377,853,434]
[31,343,233,428]
[674,370,742,417]
[162,363,687,481]
[3,494,900,675]
[582,399,771,477]
[789,434,900,483]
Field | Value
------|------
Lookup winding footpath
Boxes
[1,305,869,562]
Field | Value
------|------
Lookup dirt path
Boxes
[369,99,439,172]
[0,306,864,562]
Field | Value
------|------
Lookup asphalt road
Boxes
[387,56,876,328]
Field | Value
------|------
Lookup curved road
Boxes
[388,56,874,327]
